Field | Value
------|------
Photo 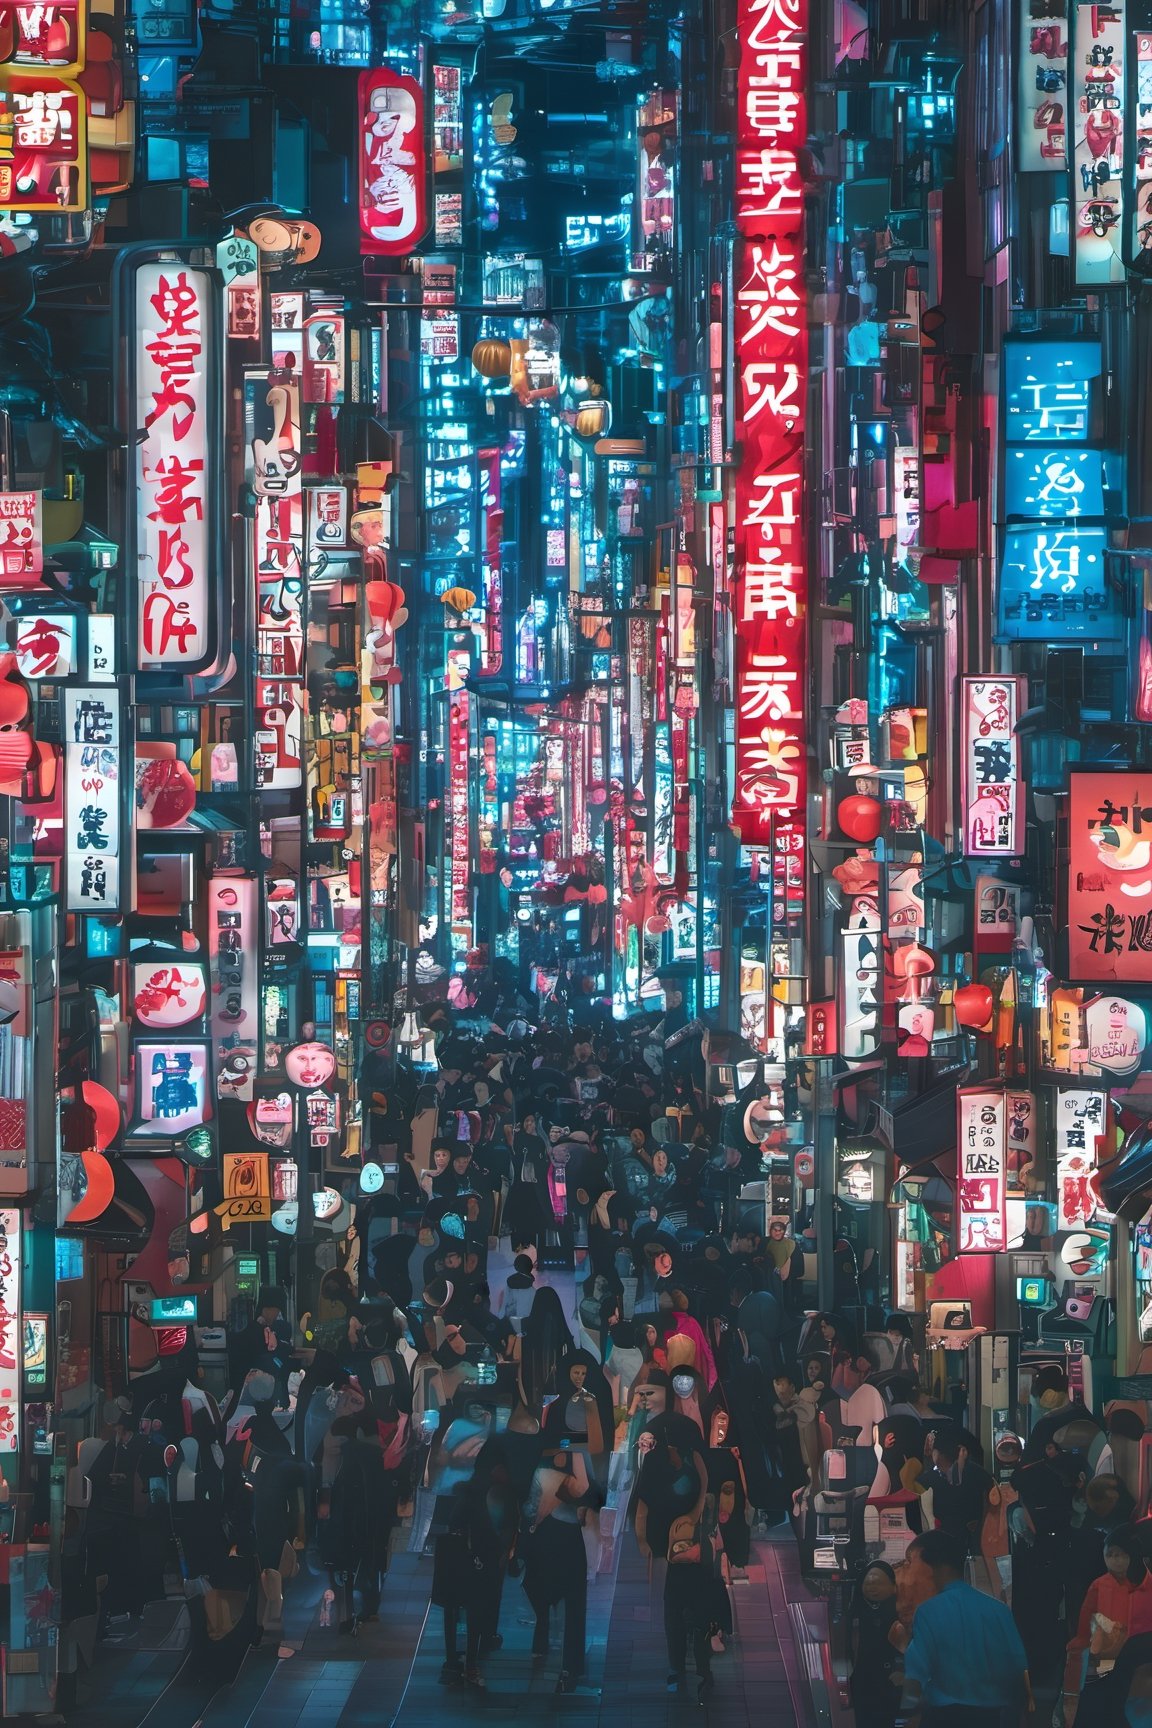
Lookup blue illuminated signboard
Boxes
[1004,447,1105,519]
[1003,341,1100,444]
[998,526,1121,641]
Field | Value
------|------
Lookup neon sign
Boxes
[732,0,807,850]
[358,68,427,257]
[136,264,213,669]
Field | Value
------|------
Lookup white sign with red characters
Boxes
[136,264,213,670]
[960,677,1025,856]
[957,1087,1007,1254]
[0,491,42,587]
[0,1210,20,1452]
[1055,1087,1106,1230]
[732,0,807,852]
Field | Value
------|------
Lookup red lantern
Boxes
[838,793,883,843]
[953,983,994,1030]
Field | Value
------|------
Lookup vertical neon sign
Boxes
[732,0,807,854]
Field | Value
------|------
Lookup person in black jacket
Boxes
[433,1441,518,1689]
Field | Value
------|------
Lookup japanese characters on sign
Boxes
[0,1211,20,1454]
[957,1087,1008,1254]
[735,0,806,242]
[1054,1087,1106,1230]
[448,691,472,941]
[1006,1088,1037,1195]
[1071,0,1125,287]
[358,68,427,257]
[999,526,1120,641]
[64,687,120,912]
[1019,0,1068,172]
[1067,772,1152,981]
[0,71,85,211]
[960,677,1025,857]
[136,264,213,670]
[731,0,807,850]
[0,492,42,586]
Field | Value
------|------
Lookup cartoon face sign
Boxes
[284,1041,336,1091]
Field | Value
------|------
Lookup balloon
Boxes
[953,983,994,1029]
[837,793,883,843]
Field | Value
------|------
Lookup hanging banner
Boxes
[358,68,427,257]
[1006,1088,1037,1194]
[960,677,1026,856]
[64,686,120,912]
[207,876,257,1101]
[957,1087,1008,1253]
[1137,31,1152,262]
[731,0,807,851]
[1019,1,1068,172]
[1071,0,1125,287]
[1054,1087,1106,1229]
[1067,771,1152,981]
[0,1211,20,1453]
[135,263,214,670]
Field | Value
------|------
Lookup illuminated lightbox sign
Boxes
[136,264,214,670]
[731,0,808,852]
[1004,447,1105,519]
[1004,341,1099,444]
[960,678,1025,858]
[957,1088,1007,1254]
[1067,772,1152,981]
[64,687,120,912]
[1055,1087,1106,1230]
[1019,0,1068,172]
[0,492,42,586]
[998,525,1121,642]
[0,72,86,211]
[1071,0,1125,287]
[358,68,427,256]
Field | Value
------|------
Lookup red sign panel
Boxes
[731,0,807,848]
[358,68,427,257]
[0,71,85,210]
[1067,771,1152,982]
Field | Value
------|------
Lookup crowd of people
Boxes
[54,989,1152,1726]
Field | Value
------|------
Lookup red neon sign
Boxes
[358,68,427,257]
[731,0,807,848]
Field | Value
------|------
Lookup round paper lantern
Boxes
[471,338,512,379]
[953,983,994,1029]
[838,793,883,843]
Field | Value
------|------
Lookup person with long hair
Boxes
[519,1284,574,1415]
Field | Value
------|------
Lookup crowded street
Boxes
[1,0,1151,1723]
